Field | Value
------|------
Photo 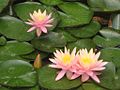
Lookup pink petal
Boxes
[36,29,42,37]
[49,64,61,69]
[86,71,93,76]
[94,52,101,60]
[27,27,36,32]
[25,22,33,25]
[98,62,108,67]
[41,27,48,33]
[91,67,106,71]
[45,24,53,27]
[90,74,100,83]
[81,74,89,82]
[49,58,57,64]
[66,71,73,80]
[55,70,66,81]
[71,74,80,79]
[46,18,54,23]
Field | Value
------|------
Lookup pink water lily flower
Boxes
[25,9,54,37]
[71,48,108,83]
[49,47,78,81]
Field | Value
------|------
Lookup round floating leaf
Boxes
[39,0,63,5]
[68,21,101,38]
[0,0,9,13]
[14,2,59,31]
[0,16,35,41]
[82,83,104,90]
[0,41,34,55]
[98,62,120,90]
[93,28,120,48]
[31,32,66,52]
[100,48,120,68]
[0,41,34,62]
[87,0,120,12]
[38,65,81,90]
[0,60,36,87]
[58,2,93,27]
[67,39,96,50]
[0,36,6,46]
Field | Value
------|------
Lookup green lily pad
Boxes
[21,51,49,60]
[38,65,81,90]
[0,36,6,46]
[14,2,59,31]
[39,0,63,5]
[58,2,93,27]
[67,39,96,50]
[87,0,120,12]
[0,41,34,62]
[93,28,120,48]
[68,21,101,38]
[0,16,35,41]
[100,48,120,68]
[98,62,120,90]
[0,0,9,13]
[31,32,66,52]
[82,83,105,90]
[0,60,36,87]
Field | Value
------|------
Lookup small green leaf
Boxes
[0,60,36,87]
[38,65,81,90]
[31,32,66,52]
[68,21,101,38]
[58,2,93,27]
[0,16,35,41]
[100,48,120,68]
[67,39,96,50]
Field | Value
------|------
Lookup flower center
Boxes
[62,54,71,65]
[38,15,46,21]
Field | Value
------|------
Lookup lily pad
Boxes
[98,62,120,90]
[0,16,35,41]
[82,83,104,90]
[31,32,66,52]
[38,65,81,90]
[0,60,36,87]
[68,21,101,38]
[87,0,120,12]
[0,0,9,13]
[58,2,93,27]
[100,48,120,68]
[39,0,63,5]
[0,41,34,62]
[67,39,96,50]
[14,2,59,31]
[93,29,120,48]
